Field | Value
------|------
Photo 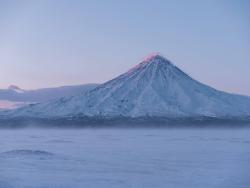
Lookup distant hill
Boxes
[0,84,98,109]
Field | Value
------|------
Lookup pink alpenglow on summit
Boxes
[142,53,161,62]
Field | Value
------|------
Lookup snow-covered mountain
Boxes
[0,84,98,109]
[6,54,250,118]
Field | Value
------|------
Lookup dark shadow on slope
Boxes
[0,116,250,129]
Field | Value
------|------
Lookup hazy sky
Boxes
[0,0,249,95]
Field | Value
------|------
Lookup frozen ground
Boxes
[0,128,249,188]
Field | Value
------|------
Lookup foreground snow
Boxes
[0,128,249,188]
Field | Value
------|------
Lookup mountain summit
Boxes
[129,54,172,70]
[8,85,25,93]
[9,54,250,118]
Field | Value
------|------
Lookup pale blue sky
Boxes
[0,0,249,95]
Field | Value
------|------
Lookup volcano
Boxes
[8,54,250,119]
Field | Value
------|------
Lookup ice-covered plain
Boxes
[0,128,249,188]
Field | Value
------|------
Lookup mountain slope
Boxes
[7,54,250,118]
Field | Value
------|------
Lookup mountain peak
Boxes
[8,85,24,93]
[142,52,161,61]
[142,53,167,62]
[141,53,173,67]
[128,53,173,74]
[8,85,21,90]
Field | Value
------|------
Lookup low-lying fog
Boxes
[0,127,249,188]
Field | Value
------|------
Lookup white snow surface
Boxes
[0,128,249,188]
[8,55,250,118]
